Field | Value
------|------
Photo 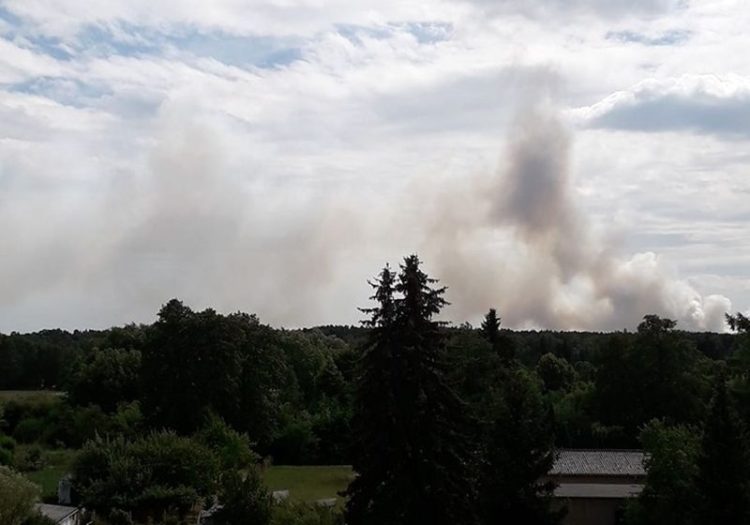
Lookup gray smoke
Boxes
[419,105,730,331]
[0,97,731,332]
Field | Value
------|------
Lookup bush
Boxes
[212,469,272,525]
[106,509,133,525]
[72,431,219,521]
[21,513,55,525]
[0,434,16,466]
[195,415,258,471]
[12,418,45,444]
[13,445,45,472]
[2,398,61,436]
[269,415,318,465]
[0,465,40,525]
[271,501,344,525]
[110,402,144,439]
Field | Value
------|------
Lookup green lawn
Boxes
[263,465,354,504]
[23,449,77,501]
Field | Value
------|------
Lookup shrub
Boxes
[0,434,16,466]
[21,513,55,525]
[271,501,344,525]
[195,415,258,471]
[72,431,219,521]
[12,418,45,444]
[106,509,133,525]
[269,415,318,465]
[13,445,45,472]
[212,469,272,525]
[0,465,40,525]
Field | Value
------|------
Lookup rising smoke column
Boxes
[422,105,731,331]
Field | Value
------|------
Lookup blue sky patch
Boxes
[606,29,692,46]
[172,31,304,68]
[6,77,112,108]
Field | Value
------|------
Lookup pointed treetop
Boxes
[481,308,501,345]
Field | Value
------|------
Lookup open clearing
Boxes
[262,465,354,504]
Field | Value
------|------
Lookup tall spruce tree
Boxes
[481,309,501,347]
[481,308,514,361]
[696,372,750,525]
[345,255,477,525]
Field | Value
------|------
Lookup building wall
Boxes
[559,498,624,525]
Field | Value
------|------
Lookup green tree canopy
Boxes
[68,347,141,413]
[140,300,289,447]
[595,315,709,443]
[626,420,701,525]
[536,353,576,392]
[478,369,562,525]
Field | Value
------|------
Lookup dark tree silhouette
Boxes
[481,308,514,361]
[345,256,477,525]
[595,315,708,441]
[727,312,750,332]
[696,372,750,525]
[481,309,501,347]
[478,369,563,525]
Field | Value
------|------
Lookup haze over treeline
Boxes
[1,1,748,333]
[0,106,735,333]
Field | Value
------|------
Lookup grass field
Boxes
[0,390,63,402]
[263,465,354,504]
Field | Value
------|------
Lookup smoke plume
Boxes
[0,97,731,332]
[420,105,731,331]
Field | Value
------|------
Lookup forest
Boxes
[1,255,749,525]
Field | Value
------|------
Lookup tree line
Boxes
[1,255,750,524]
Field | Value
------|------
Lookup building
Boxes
[549,449,646,525]
[36,504,82,525]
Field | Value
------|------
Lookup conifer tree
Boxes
[481,308,514,361]
[345,256,477,525]
[696,372,750,525]
[481,309,501,347]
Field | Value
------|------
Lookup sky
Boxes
[0,0,749,333]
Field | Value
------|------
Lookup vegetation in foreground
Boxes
[1,255,749,524]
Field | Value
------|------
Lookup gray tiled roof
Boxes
[36,504,79,523]
[550,449,645,477]
[555,483,643,499]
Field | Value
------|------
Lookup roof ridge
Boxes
[557,448,644,453]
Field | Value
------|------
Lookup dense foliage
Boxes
[72,431,219,521]
[1,256,749,524]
